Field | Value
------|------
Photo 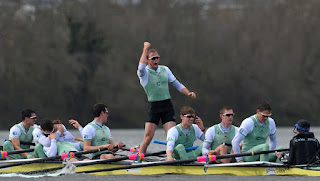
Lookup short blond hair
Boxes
[180,106,195,115]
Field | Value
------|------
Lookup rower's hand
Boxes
[48,132,57,140]
[69,119,82,129]
[208,150,216,155]
[166,157,176,161]
[237,160,244,163]
[275,151,282,158]
[101,144,114,151]
[187,92,196,99]
[54,124,64,136]
[144,42,151,50]
[116,142,124,149]
[195,116,204,131]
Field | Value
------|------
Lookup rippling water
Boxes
[0,128,320,180]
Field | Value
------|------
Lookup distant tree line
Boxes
[0,0,319,130]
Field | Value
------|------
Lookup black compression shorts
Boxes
[147,99,176,125]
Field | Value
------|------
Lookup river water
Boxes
[0,127,320,181]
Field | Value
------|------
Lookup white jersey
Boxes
[202,124,239,155]
[33,124,83,157]
[137,63,185,91]
[9,123,38,140]
[231,114,277,161]
[82,121,112,140]
[166,124,205,151]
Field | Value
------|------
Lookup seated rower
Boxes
[33,119,87,161]
[3,109,39,160]
[166,106,205,161]
[231,102,284,162]
[202,106,238,163]
[82,103,124,159]
[276,120,320,165]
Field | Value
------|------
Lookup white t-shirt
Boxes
[137,63,185,91]
[202,124,239,155]
[232,115,277,161]
[9,123,38,140]
[166,124,204,151]
[82,121,112,140]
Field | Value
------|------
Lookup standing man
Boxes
[232,101,278,162]
[3,109,37,159]
[202,106,238,163]
[166,106,205,161]
[137,42,196,154]
[82,103,124,159]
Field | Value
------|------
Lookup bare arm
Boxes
[83,140,114,151]
[11,138,34,158]
[166,150,175,161]
[181,88,196,99]
[139,42,151,64]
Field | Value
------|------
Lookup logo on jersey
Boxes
[84,135,89,139]
[13,131,18,136]
[239,128,245,135]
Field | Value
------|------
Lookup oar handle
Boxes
[0,148,34,158]
[197,148,290,162]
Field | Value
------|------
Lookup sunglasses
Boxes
[183,114,195,118]
[29,116,37,119]
[260,112,272,118]
[148,56,160,60]
[42,129,54,136]
[223,113,235,117]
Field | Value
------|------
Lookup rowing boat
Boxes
[1,158,320,176]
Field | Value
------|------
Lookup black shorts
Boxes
[147,99,176,125]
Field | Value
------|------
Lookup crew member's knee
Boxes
[175,144,185,151]
[3,141,13,151]
[262,144,269,150]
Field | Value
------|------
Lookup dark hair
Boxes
[40,119,54,132]
[257,101,272,111]
[219,106,233,115]
[53,120,62,124]
[296,119,310,132]
[93,103,107,117]
[21,109,36,121]
[180,106,195,115]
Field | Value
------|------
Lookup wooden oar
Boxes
[152,140,199,151]
[0,148,34,159]
[18,149,166,175]
[75,148,289,174]
[0,147,112,169]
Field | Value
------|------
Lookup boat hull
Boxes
[1,161,320,176]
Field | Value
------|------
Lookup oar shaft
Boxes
[77,157,196,174]
[17,150,167,175]
[2,148,34,155]
[77,148,290,174]
[216,148,289,159]
[0,147,110,169]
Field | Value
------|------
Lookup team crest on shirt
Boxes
[13,131,18,136]
[84,135,89,139]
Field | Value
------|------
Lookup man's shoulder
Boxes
[241,117,254,125]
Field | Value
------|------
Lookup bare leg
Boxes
[214,144,230,163]
[163,121,176,135]
[100,154,116,159]
[139,122,157,154]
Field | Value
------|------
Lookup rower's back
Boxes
[289,132,320,165]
